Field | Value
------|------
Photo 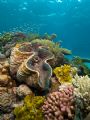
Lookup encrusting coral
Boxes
[0,87,16,113]
[0,59,16,87]
[73,75,90,113]
[16,84,33,98]
[53,64,77,84]
[14,95,45,120]
[42,85,75,120]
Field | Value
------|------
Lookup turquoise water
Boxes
[0,0,90,57]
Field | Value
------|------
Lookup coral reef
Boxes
[50,77,60,92]
[0,60,16,87]
[31,39,71,67]
[0,32,89,120]
[0,112,14,120]
[42,85,75,120]
[53,64,77,84]
[71,56,90,76]
[42,33,57,40]
[84,113,90,120]
[0,87,16,113]
[73,75,90,114]
[14,95,45,120]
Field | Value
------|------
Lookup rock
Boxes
[16,84,33,98]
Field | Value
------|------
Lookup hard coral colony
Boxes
[0,32,90,120]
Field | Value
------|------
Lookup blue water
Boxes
[0,0,90,58]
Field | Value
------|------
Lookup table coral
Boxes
[14,95,45,120]
[53,64,77,84]
[42,85,75,120]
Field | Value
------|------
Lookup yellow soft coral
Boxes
[53,64,77,84]
[14,95,45,120]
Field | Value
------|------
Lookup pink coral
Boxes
[42,85,75,120]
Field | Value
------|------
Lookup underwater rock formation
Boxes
[42,85,75,120]
[10,42,54,91]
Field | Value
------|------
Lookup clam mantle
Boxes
[10,42,54,91]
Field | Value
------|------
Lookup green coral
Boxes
[0,32,13,45]
[42,33,57,40]
[14,95,45,120]
[27,33,40,41]
[53,64,77,84]
[31,39,71,56]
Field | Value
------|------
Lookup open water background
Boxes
[0,0,90,57]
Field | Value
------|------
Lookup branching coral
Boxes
[14,95,45,120]
[53,64,77,84]
[42,85,75,120]
[73,75,90,113]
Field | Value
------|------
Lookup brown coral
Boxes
[0,87,16,113]
[16,84,33,98]
[42,85,75,120]
[0,60,16,87]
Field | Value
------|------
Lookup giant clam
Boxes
[10,42,54,91]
